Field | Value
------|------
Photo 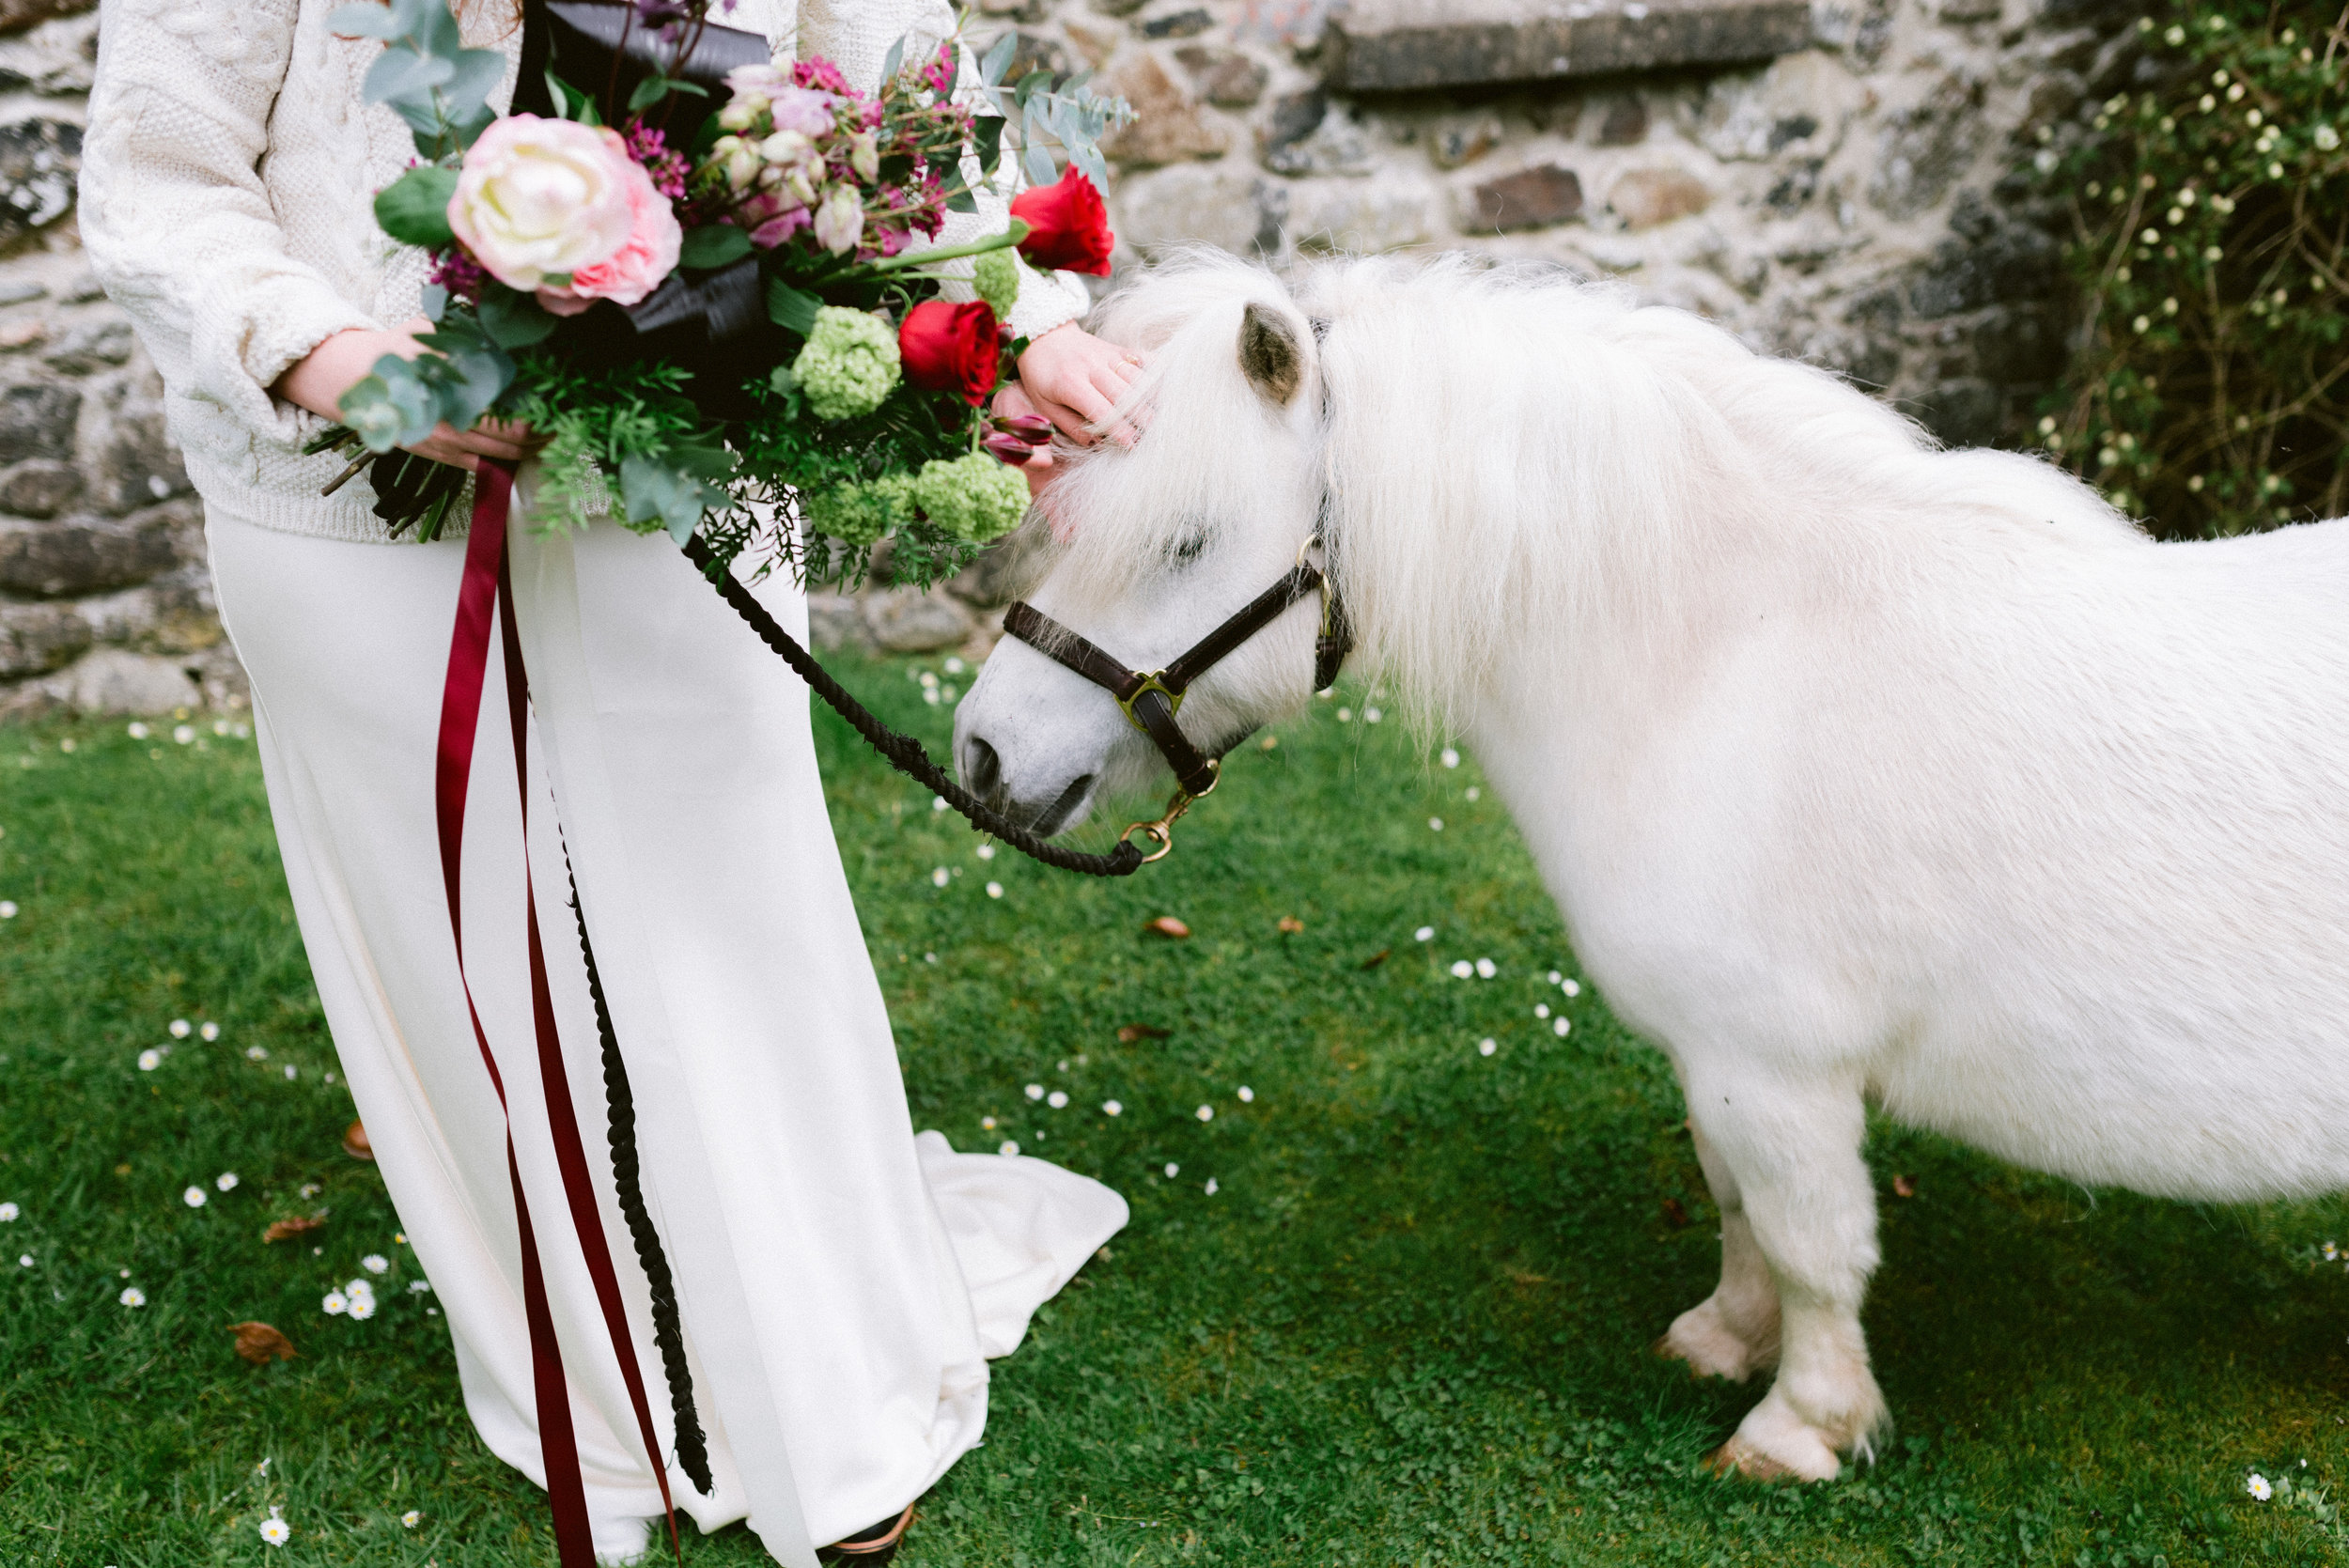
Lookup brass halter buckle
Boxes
[1114,672,1184,735]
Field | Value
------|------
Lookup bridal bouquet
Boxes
[315,0,1130,586]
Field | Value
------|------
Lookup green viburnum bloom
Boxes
[804,472,915,547]
[913,452,1030,543]
[972,248,1020,320]
[792,306,902,421]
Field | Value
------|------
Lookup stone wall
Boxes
[0,0,2144,705]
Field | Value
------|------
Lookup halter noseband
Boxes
[1001,539,1352,853]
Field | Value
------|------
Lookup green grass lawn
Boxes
[5,659,2349,1567]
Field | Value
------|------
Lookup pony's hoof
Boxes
[1711,1396,1845,1483]
[1657,1300,1770,1382]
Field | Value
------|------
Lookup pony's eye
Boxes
[1167,531,1209,567]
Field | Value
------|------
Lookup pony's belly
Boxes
[1871,1023,2349,1203]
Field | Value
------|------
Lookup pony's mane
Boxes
[1059,250,2139,737]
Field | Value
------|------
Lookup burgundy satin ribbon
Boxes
[436,460,686,1566]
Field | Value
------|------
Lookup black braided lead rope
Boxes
[560,845,716,1497]
[681,535,1147,877]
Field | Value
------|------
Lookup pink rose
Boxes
[447,115,636,291]
[535,133,682,315]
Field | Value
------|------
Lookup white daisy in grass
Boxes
[298,1183,319,1198]
[1478,1038,1498,1057]
[1163,1162,1179,1178]
[1101,1100,1123,1116]
[998,1141,1019,1157]
[1046,1091,1068,1110]
[930,795,947,812]
[408,1280,432,1294]
[16,1254,31,1268]
[283,1064,296,1080]
[402,1511,422,1528]
[1335,707,1351,722]
[1427,816,1443,831]
[173,724,194,744]
[200,1021,220,1041]
[1548,970,1562,984]
[1553,1017,1571,1037]
[980,1116,997,1129]
[347,1296,377,1321]
[182,1186,207,1208]
[322,1291,349,1315]
[347,1279,375,1302]
[394,1233,406,1245]
[246,1046,269,1061]
[1562,978,1581,997]
[1439,748,1459,768]
[361,1254,389,1275]
[1415,926,1435,941]
[1024,1083,1044,1101]
[0,1203,17,1221]
[1465,787,1480,801]
[126,722,148,739]
[169,1018,191,1038]
[1195,1104,1214,1123]
[2326,1241,2338,1260]
[216,1172,239,1191]
[975,843,995,861]
[1204,1178,1219,1195]
[1237,1086,1254,1103]
[1364,706,1382,723]
[1475,957,1497,978]
[0,902,15,919]
[943,656,966,675]
[1449,960,1473,979]
[930,867,950,888]
[1535,1004,1550,1019]
[118,1286,146,1307]
[137,1049,161,1072]
[2248,1473,2273,1501]
[259,1509,290,1545]
[985,881,1003,899]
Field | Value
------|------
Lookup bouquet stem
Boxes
[865,221,1029,274]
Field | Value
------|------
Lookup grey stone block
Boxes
[0,517,179,597]
[0,118,79,246]
[0,597,87,676]
[1463,163,1583,232]
[0,380,76,463]
[863,586,979,654]
[0,456,78,517]
[1174,45,1268,106]
[1141,7,1214,37]
[0,0,89,34]
[1326,0,1812,92]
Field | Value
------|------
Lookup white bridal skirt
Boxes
[205,488,1128,1566]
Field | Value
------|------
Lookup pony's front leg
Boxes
[1657,1121,1781,1381]
[1686,1076,1887,1482]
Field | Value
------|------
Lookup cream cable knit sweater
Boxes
[81,0,1091,542]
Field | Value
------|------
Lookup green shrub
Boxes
[2029,4,2346,536]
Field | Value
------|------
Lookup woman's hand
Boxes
[1012,322,1142,446]
[274,318,537,471]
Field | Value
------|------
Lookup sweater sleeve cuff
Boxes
[1008,260,1092,343]
[211,274,381,442]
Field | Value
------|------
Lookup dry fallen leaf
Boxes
[1360,949,1391,970]
[342,1120,374,1162]
[1117,1023,1172,1043]
[1143,916,1190,939]
[1891,1174,1917,1199]
[262,1213,326,1244]
[1660,1197,1689,1228]
[229,1321,298,1365]
[1277,916,1305,934]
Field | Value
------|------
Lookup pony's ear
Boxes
[1237,302,1303,406]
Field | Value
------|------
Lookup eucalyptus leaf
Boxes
[973,115,1005,173]
[627,74,674,113]
[1024,143,1057,189]
[437,345,516,431]
[619,454,724,545]
[365,45,455,106]
[373,164,458,248]
[981,31,1018,87]
[1013,69,1051,108]
[678,225,754,270]
[477,286,558,349]
[419,283,450,323]
[944,187,979,214]
[879,36,906,84]
[443,47,506,118]
[414,0,462,59]
[325,2,406,39]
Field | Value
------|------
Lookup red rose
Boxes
[899,300,1002,406]
[1009,168,1114,276]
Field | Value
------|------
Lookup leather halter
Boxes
[1002,546,1352,801]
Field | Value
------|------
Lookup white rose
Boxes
[447,114,636,292]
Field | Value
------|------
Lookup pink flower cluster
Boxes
[693,53,971,263]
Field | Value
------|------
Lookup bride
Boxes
[82,1,1134,1562]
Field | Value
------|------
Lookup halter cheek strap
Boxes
[1002,549,1353,800]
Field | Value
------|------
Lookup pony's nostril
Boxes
[965,737,1001,800]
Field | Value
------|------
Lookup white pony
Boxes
[953,251,2349,1481]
